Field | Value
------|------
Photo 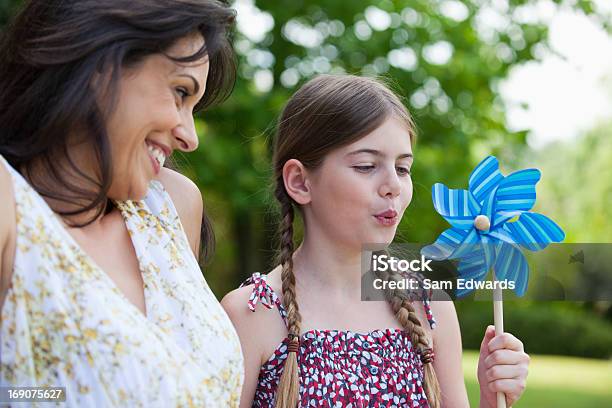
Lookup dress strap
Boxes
[239,270,435,330]
[422,298,437,330]
[240,273,288,327]
[401,270,437,330]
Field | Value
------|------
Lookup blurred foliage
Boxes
[463,350,612,407]
[528,120,612,243]
[523,120,612,326]
[457,300,612,358]
[191,0,610,296]
[0,0,612,356]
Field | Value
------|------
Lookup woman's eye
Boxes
[176,87,190,100]
[353,165,375,173]
[396,166,412,176]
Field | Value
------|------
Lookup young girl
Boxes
[222,74,529,407]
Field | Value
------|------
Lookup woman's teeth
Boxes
[147,144,166,167]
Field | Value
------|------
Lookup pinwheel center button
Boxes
[474,215,491,231]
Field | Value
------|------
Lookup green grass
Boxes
[463,350,612,407]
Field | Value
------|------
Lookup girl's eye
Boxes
[353,165,375,173]
[396,166,412,176]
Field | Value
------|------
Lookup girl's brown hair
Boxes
[272,74,441,407]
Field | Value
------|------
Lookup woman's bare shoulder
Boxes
[156,167,203,256]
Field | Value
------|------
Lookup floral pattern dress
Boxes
[0,155,244,407]
[241,272,437,408]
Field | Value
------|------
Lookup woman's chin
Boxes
[108,181,149,202]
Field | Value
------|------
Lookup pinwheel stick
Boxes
[493,268,507,408]
[425,156,565,408]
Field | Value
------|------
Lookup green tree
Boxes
[1,0,609,296]
[197,0,609,295]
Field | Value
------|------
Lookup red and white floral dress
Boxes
[241,273,437,407]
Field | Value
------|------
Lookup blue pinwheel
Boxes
[421,156,565,297]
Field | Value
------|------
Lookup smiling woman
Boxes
[0,0,244,406]
[102,33,210,200]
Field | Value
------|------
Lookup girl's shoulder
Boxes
[221,268,288,364]
[426,290,456,350]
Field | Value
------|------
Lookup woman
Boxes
[222,74,530,407]
[0,0,243,406]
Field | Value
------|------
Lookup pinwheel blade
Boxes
[456,251,490,297]
[479,168,540,226]
[479,187,499,222]
[432,183,480,229]
[468,156,505,203]
[493,241,529,296]
[488,227,519,245]
[494,168,540,213]
[421,227,469,260]
[480,235,498,271]
[449,229,484,260]
[504,212,565,251]
[493,210,523,228]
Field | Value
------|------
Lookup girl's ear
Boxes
[282,159,311,205]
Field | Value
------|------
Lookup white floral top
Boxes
[0,155,244,407]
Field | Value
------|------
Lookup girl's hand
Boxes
[477,325,530,407]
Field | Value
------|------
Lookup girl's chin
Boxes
[372,228,398,243]
[356,233,395,247]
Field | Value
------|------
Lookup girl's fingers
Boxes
[484,349,530,369]
[485,364,528,383]
[486,377,527,398]
[488,332,524,353]
[481,325,496,348]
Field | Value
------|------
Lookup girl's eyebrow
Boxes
[345,148,413,160]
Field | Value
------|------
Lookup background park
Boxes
[2,0,611,406]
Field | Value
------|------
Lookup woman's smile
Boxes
[145,140,169,176]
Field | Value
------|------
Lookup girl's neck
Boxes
[292,234,365,300]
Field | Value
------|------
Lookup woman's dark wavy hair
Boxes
[0,0,237,263]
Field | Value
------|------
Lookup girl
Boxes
[222,74,530,407]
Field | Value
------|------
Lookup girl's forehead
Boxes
[339,118,413,157]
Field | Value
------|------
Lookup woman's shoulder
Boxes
[154,166,202,215]
[154,167,203,255]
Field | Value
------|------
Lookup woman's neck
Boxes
[21,146,110,228]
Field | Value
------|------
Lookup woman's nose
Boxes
[172,115,199,152]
